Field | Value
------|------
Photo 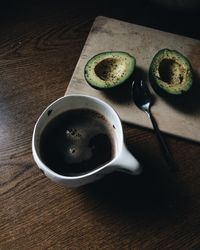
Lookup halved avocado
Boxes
[149,48,193,95]
[84,51,136,89]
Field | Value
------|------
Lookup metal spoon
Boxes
[132,80,176,171]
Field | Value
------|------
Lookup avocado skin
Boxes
[149,48,193,96]
[84,51,136,90]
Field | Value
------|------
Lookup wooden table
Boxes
[1,1,200,249]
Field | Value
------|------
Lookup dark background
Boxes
[1,0,200,39]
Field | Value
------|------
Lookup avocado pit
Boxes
[94,58,126,82]
[158,58,185,85]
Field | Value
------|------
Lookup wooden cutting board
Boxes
[65,16,200,143]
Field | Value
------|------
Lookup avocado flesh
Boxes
[84,51,136,89]
[149,49,193,95]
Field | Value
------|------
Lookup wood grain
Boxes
[0,1,200,249]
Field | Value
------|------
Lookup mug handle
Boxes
[114,144,142,175]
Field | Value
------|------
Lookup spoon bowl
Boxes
[132,80,153,114]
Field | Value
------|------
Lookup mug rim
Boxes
[32,94,124,180]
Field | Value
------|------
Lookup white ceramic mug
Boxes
[32,94,142,187]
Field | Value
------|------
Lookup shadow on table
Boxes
[84,153,188,219]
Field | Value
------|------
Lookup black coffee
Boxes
[39,108,116,176]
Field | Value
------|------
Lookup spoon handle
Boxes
[147,109,177,171]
